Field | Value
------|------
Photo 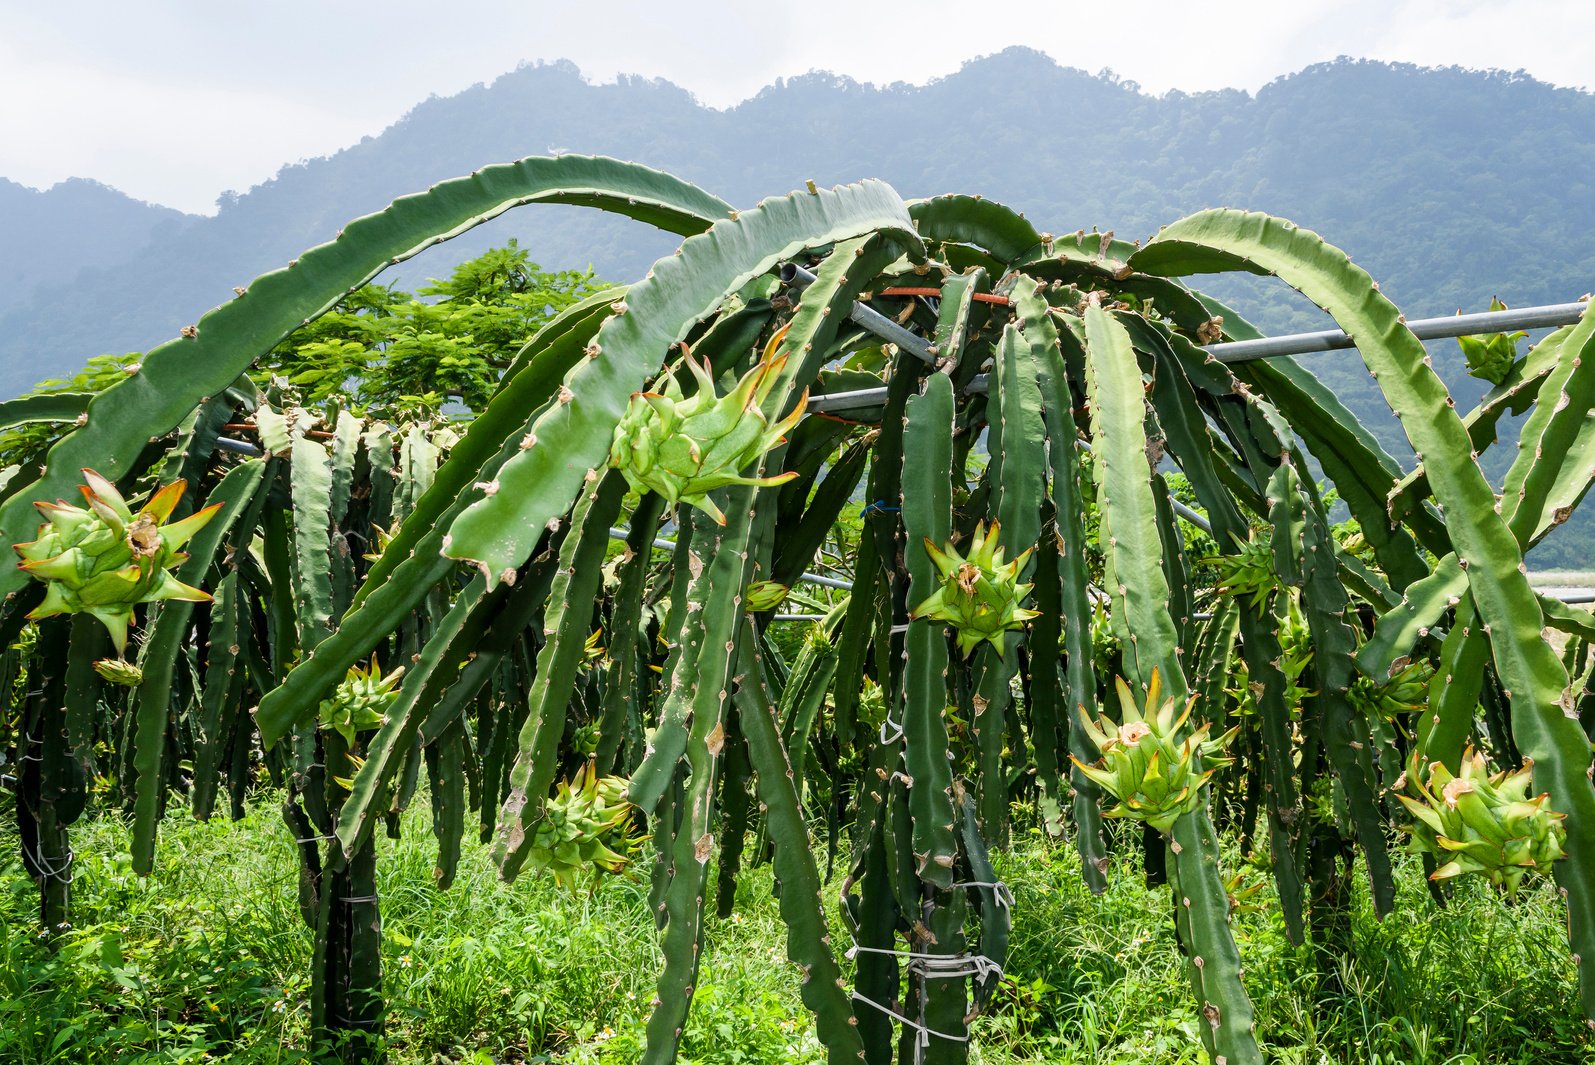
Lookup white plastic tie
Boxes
[849,990,969,1049]
[949,878,1015,912]
[29,842,74,883]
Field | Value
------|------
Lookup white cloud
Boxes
[1,0,1588,213]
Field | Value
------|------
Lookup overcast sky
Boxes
[3,0,1589,215]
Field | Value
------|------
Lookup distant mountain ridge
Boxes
[4,49,1595,562]
[0,176,192,320]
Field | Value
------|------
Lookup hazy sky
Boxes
[3,1,1589,214]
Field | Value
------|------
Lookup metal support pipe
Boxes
[798,300,1591,413]
[1205,301,1590,363]
[780,263,935,362]
[784,259,1585,367]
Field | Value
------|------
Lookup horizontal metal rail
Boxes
[792,265,1588,410]
[779,264,934,362]
[1205,301,1590,363]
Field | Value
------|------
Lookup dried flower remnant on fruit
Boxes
[909,521,1039,657]
[15,469,220,651]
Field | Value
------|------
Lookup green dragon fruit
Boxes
[1350,656,1433,721]
[92,657,144,687]
[15,469,220,652]
[1071,668,1236,834]
[742,580,791,612]
[1206,528,1279,616]
[608,326,802,524]
[527,763,637,890]
[1397,747,1566,893]
[910,521,1039,658]
[319,656,404,746]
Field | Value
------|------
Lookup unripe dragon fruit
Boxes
[92,657,144,687]
[527,763,637,890]
[319,656,404,746]
[608,326,802,524]
[1071,668,1236,834]
[15,469,219,652]
[1205,528,1279,616]
[1349,657,1433,721]
[909,521,1039,657]
[743,580,791,612]
[1397,747,1566,893]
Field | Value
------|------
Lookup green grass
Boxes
[1,800,1590,1064]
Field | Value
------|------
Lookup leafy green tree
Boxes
[0,352,141,476]
[262,239,610,416]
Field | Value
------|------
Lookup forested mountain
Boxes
[0,177,192,316]
[4,50,1593,561]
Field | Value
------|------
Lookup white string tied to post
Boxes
[907,950,1005,985]
[31,842,75,884]
[847,941,1005,1009]
[848,990,970,1050]
[949,879,1015,914]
